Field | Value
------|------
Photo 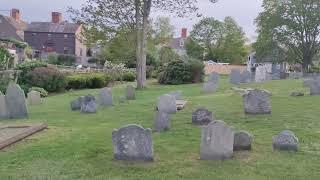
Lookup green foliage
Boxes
[0,47,13,70]
[153,17,175,45]
[122,72,136,82]
[57,55,77,66]
[29,87,49,97]
[158,46,180,64]
[47,53,59,65]
[16,61,48,85]
[66,73,112,89]
[186,38,204,60]
[26,67,67,92]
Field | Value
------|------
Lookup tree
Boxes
[254,0,320,72]
[153,17,175,45]
[0,47,13,70]
[69,0,218,89]
[185,38,205,60]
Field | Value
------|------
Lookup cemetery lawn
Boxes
[1,77,320,180]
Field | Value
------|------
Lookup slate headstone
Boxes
[273,130,299,152]
[71,96,84,111]
[27,91,41,105]
[192,108,213,125]
[234,131,252,151]
[157,94,177,114]
[230,69,241,85]
[100,87,113,106]
[200,120,234,160]
[126,85,136,100]
[80,95,97,113]
[154,111,170,132]
[5,84,28,119]
[240,70,251,83]
[0,93,8,119]
[243,89,271,114]
[112,124,153,161]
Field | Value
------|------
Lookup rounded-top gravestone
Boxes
[192,108,213,125]
[234,131,253,151]
[28,91,41,105]
[243,89,271,114]
[80,95,97,113]
[5,84,28,119]
[273,130,299,152]
[157,94,177,114]
[100,87,113,106]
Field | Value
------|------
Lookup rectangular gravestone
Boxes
[230,69,241,85]
[0,123,47,150]
[28,91,41,105]
[0,93,8,119]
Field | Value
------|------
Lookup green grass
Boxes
[0,77,320,180]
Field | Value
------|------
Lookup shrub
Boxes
[122,72,136,82]
[57,54,76,66]
[66,73,112,89]
[146,66,154,79]
[47,53,59,65]
[26,67,67,92]
[16,61,48,85]
[29,87,48,97]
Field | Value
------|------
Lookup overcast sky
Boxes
[0,0,263,41]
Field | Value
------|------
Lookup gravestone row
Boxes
[230,69,252,85]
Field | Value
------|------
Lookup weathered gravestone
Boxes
[240,70,251,83]
[100,87,113,106]
[0,93,8,119]
[71,96,84,111]
[192,108,213,125]
[154,111,170,132]
[230,69,241,85]
[200,120,234,160]
[203,82,218,93]
[5,84,28,119]
[255,66,269,82]
[243,89,271,114]
[27,91,41,105]
[157,94,177,114]
[208,72,220,84]
[112,124,153,161]
[80,95,97,113]
[307,78,320,95]
[303,79,313,87]
[273,130,299,152]
[234,131,253,151]
[126,85,136,100]
[168,91,182,100]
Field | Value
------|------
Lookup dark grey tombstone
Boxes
[112,124,153,161]
[243,89,271,114]
[100,87,113,106]
[234,131,253,151]
[154,111,170,132]
[273,130,298,152]
[202,82,218,93]
[208,72,220,84]
[0,93,8,119]
[200,120,234,160]
[5,84,28,119]
[80,95,97,113]
[192,108,213,125]
[240,70,251,83]
[71,96,85,111]
[168,91,182,100]
[230,69,241,85]
[126,85,136,100]
[157,94,177,114]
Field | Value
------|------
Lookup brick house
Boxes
[0,9,28,41]
[24,12,87,64]
[169,28,188,55]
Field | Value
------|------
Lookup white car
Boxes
[207,60,216,65]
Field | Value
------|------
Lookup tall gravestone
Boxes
[255,66,268,82]
[126,85,136,100]
[203,72,219,93]
[0,92,8,119]
[192,108,213,125]
[5,84,28,119]
[112,124,153,161]
[154,111,170,132]
[157,94,177,114]
[100,87,113,106]
[230,69,241,85]
[27,91,41,105]
[200,120,234,160]
[243,89,271,114]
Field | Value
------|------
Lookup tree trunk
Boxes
[135,0,144,89]
[302,53,312,74]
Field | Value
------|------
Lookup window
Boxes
[64,34,68,39]
[64,47,69,54]
[180,39,184,47]
[48,33,52,39]
[79,48,83,56]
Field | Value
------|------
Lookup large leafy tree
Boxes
[254,0,320,72]
[153,17,175,46]
[69,0,218,89]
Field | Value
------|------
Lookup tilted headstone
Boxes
[200,120,234,160]
[0,93,8,119]
[5,84,28,119]
[234,131,253,151]
[203,82,218,93]
[112,124,153,161]
[192,108,213,125]
[157,94,177,114]
[71,96,84,111]
[168,91,182,100]
[126,85,136,100]
[240,70,251,83]
[273,130,298,152]
[208,72,220,84]
[154,111,170,132]
[243,89,271,114]
[100,87,113,106]
[80,95,97,113]
[230,69,241,85]
[27,91,41,105]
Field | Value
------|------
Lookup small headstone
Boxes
[5,84,28,119]
[0,93,8,119]
[80,95,97,113]
[126,85,136,100]
[157,94,177,114]
[308,79,320,95]
[112,124,153,161]
[71,96,84,111]
[27,91,41,105]
[273,130,298,152]
[100,87,113,106]
[203,82,218,93]
[154,111,170,132]
[243,89,271,114]
[290,92,304,97]
[230,69,241,85]
[208,72,219,84]
[240,70,251,83]
[200,120,234,160]
[192,108,213,125]
[234,131,252,151]
[119,96,126,104]
[168,91,182,100]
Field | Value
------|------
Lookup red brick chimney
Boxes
[52,12,62,24]
[11,9,21,22]
[181,28,187,38]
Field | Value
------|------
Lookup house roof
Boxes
[170,37,186,50]
[25,22,80,34]
[4,16,28,31]
[0,15,28,41]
